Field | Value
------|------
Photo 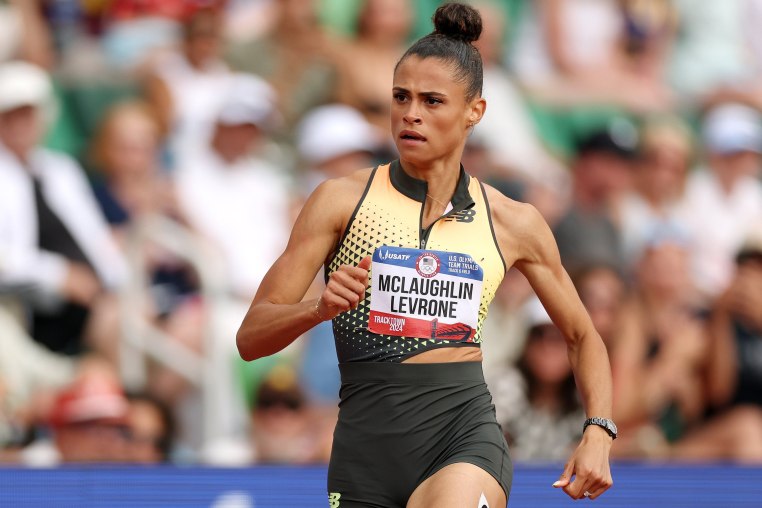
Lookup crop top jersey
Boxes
[326,160,506,362]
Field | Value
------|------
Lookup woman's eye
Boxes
[394,94,408,103]
[426,97,442,105]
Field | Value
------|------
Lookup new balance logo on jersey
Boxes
[329,492,341,507]
[444,209,476,223]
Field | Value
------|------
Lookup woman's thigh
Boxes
[406,463,506,508]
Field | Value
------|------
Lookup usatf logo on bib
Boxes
[369,245,484,341]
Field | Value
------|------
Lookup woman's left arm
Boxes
[492,195,614,500]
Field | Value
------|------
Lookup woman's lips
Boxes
[399,130,427,145]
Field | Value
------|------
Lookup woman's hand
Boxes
[316,256,372,321]
[553,427,614,500]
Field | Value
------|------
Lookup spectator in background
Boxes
[660,230,762,463]
[333,0,413,132]
[89,101,197,314]
[0,61,125,359]
[611,230,707,458]
[620,115,693,266]
[0,0,54,69]
[294,104,381,407]
[296,103,381,196]
[226,0,338,132]
[678,103,762,300]
[573,263,627,348]
[89,100,204,409]
[553,118,639,276]
[99,0,187,74]
[488,297,585,461]
[470,0,569,208]
[250,363,332,464]
[0,305,76,444]
[619,0,677,83]
[510,0,671,112]
[176,73,290,301]
[668,0,760,106]
[145,6,231,164]
[706,230,762,410]
[480,268,536,380]
[125,392,175,464]
[21,359,130,465]
[696,0,762,110]
[174,74,290,460]
[90,101,185,243]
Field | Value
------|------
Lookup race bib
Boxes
[368,246,484,341]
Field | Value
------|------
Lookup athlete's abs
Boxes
[327,160,506,363]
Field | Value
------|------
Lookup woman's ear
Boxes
[467,97,486,127]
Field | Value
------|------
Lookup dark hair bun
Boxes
[433,2,482,43]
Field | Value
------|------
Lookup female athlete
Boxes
[237,3,614,507]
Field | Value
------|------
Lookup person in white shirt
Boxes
[619,116,693,267]
[0,61,125,357]
[174,73,292,461]
[177,73,291,301]
[145,7,231,167]
[678,103,762,299]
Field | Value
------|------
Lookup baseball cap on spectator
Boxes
[575,117,640,159]
[702,103,762,155]
[642,221,690,250]
[254,363,305,412]
[216,73,277,129]
[0,61,55,119]
[523,296,553,330]
[297,104,379,165]
[49,373,129,427]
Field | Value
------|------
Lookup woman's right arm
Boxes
[236,175,369,361]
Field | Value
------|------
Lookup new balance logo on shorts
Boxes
[328,492,341,507]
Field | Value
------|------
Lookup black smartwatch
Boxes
[583,417,618,440]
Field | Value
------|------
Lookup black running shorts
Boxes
[327,361,513,508]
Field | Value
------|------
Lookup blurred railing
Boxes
[118,215,228,458]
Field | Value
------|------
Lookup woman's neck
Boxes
[399,157,461,199]
[399,157,461,224]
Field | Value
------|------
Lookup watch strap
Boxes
[583,417,617,439]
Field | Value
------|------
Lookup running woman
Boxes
[237,3,615,506]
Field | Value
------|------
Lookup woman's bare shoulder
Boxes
[313,167,374,201]
[303,167,376,226]
[482,183,546,236]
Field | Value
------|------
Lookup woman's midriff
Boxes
[402,346,483,364]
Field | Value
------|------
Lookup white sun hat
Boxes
[297,104,380,165]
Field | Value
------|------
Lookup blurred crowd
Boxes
[1,0,762,467]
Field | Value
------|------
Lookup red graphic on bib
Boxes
[369,312,475,341]
[431,320,474,341]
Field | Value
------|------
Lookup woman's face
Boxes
[102,110,159,177]
[637,241,690,297]
[184,13,223,67]
[0,105,45,157]
[638,141,689,201]
[359,0,412,43]
[524,325,572,385]
[391,56,484,168]
[578,268,625,343]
